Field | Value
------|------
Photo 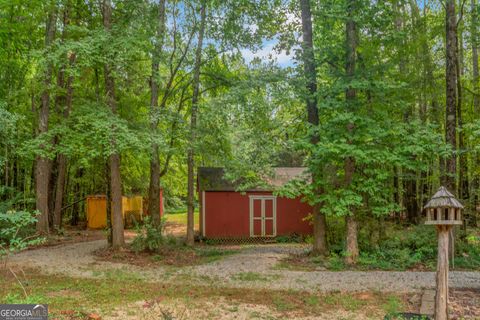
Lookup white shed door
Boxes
[249,196,276,237]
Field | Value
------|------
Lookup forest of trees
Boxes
[1,0,479,263]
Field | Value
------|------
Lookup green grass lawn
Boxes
[164,211,199,225]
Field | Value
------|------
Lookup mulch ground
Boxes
[29,227,138,250]
[93,245,200,267]
[450,289,480,319]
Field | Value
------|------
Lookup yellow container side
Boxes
[86,196,107,229]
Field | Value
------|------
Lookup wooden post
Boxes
[435,225,451,320]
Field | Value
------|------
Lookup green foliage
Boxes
[300,225,479,271]
[0,210,45,256]
[21,104,143,164]
[275,234,305,243]
[327,225,437,270]
[195,247,236,263]
[325,253,345,271]
[131,217,166,253]
[455,233,480,269]
[3,293,48,304]
[303,115,448,218]
[382,296,403,316]
[232,272,277,282]
[0,102,20,170]
[384,313,431,320]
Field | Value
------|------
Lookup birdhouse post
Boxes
[423,186,463,320]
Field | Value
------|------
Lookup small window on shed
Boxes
[443,208,449,220]
[433,210,438,220]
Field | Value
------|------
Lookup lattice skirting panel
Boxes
[196,236,279,245]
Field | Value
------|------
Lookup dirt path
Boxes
[8,240,480,294]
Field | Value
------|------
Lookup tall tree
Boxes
[473,0,480,115]
[102,0,124,248]
[457,2,468,202]
[299,0,327,255]
[53,2,76,230]
[35,3,56,233]
[445,0,458,192]
[399,0,420,224]
[148,0,167,225]
[52,52,75,230]
[344,0,359,265]
[472,0,480,219]
[186,1,206,246]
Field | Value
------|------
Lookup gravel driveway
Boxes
[192,245,480,292]
[8,240,480,293]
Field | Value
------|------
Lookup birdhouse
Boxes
[424,186,463,225]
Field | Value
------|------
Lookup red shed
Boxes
[198,167,313,239]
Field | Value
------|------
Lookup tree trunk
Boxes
[344,0,358,265]
[53,155,66,228]
[53,5,75,230]
[400,0,421,224]
[300,0,327,255]
[457,28,469,204]
[105,161,112,244]
[186,2,206,246]
[345,215,359,264]
[35,6,56,234]
[405,174,419,223]
[70,167,83,226]
[473,0,480,114]
[445,0,457,192]
[148,0,167,226]
[103,0,124,249]
[53,53,75,229]
[472,0,480,226]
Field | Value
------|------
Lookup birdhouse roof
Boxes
[423,186,464,209]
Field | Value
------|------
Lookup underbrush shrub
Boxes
[131,216,166,253]
[276,234,304,243]
[0,210,44,256]
[326,253,345,270]
[355,225,437,270]
[455,233,480,269]
[298,221,478,271]
[326,216,345,251]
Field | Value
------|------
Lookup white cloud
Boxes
[241,40,295,67]
[285,12,300,26]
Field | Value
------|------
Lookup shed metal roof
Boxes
[197,167,309,192]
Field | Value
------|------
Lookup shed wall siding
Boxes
[203,191,312,238]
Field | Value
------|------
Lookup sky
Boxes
[240,12,300,68]
[241,39,296,68]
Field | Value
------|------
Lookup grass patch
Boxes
[0,270,408,318]
[232,272,274,281]
[272,295,296,311]
[382,295,404,315]
[322,293,366,312]
[232,272,280,282]
[164,212,199,226]
[195,247,237,263]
